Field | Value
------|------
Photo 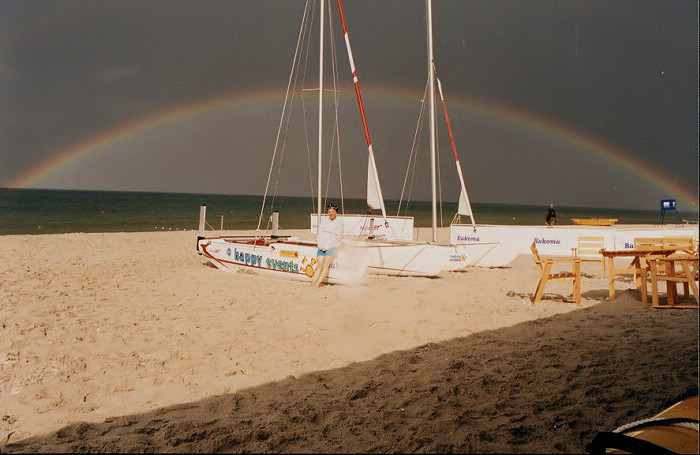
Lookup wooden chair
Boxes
[571,236,605,275]
[648,253,699,309]
[531,242,581,304]
[628,237,665,292]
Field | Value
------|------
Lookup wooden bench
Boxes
[531,242,581,304]
[571,236,605,275]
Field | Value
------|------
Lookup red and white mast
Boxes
[335,0,389,226]
[435,72,476,231]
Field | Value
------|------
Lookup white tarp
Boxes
[450,223,699,264]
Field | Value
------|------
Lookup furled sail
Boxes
[458,188,470,216]
[367,157,382,210]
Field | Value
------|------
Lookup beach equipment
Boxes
[571,218,619,226]
[530,242,581,304]
[586,395,699,455]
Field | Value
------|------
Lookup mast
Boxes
[316,0,325,233]
[427,0,437,242]
[335,0,389,226]
[436,73,476,231]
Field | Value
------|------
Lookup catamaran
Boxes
[197,0,448,280]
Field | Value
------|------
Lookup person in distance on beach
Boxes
[545,203,558,226]
[312,203,343,287]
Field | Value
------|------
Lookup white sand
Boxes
[0,229,631,443]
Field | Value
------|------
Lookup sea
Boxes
[0,188,697,236]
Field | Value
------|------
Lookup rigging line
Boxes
[398,75,429,216]
[404,123,422,217]
[329,0,344,215]
[271,0,313,215]
[403,77,430,217]
[256,0,311,241]
[299,0,318,214]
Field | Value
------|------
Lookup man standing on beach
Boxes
[312,203,343,287]
[545,203,558,226]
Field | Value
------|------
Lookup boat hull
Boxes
[346,239,448,276]
[442,242,502,270]
[197,236,367,285]
[197,236,449,281]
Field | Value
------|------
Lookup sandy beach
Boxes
[1,229,697,452]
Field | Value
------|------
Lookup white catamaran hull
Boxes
[442,242,502,270]
[198,235,448,281]
[451,223,699,266]
[345,239,448,276]
[197,236,368,285]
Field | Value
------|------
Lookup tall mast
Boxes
[335,0,389,225]
[427,0,437,242]
[317,0,325,233]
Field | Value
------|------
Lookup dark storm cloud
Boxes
[0,0,697,209]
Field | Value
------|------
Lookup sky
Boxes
[0,0,698,211]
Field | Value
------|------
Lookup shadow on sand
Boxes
[3,293,697,453]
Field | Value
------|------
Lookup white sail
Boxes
[458,188,470,216]
[367,158,382,210]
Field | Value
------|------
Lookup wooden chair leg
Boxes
[532,276,546,304]
[532,262,552,304]
[608,257,616,301]
[650,260,660,307]
[640,263,648,304]
[573,261,581,304]
[681,261,699,304]
[665,261,677,305]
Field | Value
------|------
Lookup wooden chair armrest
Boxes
[544,256,581,263]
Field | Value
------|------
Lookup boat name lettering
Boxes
[624,242,634,249]
[533,237,561,245]
[266,258,299,273]
[457,235,480,242]
[234,249,263,267]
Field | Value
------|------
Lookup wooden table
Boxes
[648,254,699,308]
[600,248,677,302]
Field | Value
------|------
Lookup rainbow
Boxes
[6,86,698,209]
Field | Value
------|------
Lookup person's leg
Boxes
[311,255,326,287]
[315,257,334,287]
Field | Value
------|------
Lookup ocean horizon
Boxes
[1,187,697,236]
